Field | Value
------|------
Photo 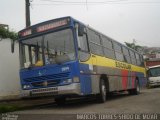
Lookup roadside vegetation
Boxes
[0,27,18,40]
[0,104,22,113]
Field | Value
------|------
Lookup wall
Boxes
[0,39,21,100]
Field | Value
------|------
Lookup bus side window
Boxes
[122,46,131,63]
[140,55,145,67]
[113,42,124,62]
[129,50,136,65]
[135,53,141,66]
[102,36,115,59]
[78,28,90,62]
[88,29,103,56]
[78,34,89,52]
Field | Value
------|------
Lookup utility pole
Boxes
[25,0,31,27]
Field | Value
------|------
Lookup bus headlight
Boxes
[23,85,31,89]
[73,77,80,83]
[63,79,72,84]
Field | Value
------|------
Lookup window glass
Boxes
[78,28,90,62]
[140,55,144,67]
[115,52,124,61]
[113,42,124,61]
[24,46,29,63]
[101,36,113,49]
[124,56,131,63]
[103,48,115,59]
[79,51,90,62]
[113,42,122,52]
[148,67,160,77]
[88,29,101,44]
[78,34,88,51]
[129,50,135,58]
[122,47,129,56]
[101,36,115,59]
[131,59,136,65]
[129,50,136,65]
[20,29,75,68]
[136,60,141,66]
[135,53,140,66]
[122,47,131,63]
[90,42,103,56]
[135,53,140,60]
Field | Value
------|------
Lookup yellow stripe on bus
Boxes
[81,54,146,75]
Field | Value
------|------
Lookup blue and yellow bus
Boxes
[18,16,146,104]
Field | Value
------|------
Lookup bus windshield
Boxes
[19,28,75,68]
[148,67,160,77]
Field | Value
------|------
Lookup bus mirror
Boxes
[11,39,15,53]
[78,25,86,36]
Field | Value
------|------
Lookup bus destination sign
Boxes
[20,29,32,37]
[37,19,68,32]
[19,18,69,38]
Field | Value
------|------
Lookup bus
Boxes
[17,16,146,104]
[147,65,160,88]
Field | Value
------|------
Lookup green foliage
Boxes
[0,105,21,113]
[125,42,142,51]
[0,27,18,40]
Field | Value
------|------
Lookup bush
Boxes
[0,27,18,40]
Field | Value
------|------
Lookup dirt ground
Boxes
[3,87,158,120]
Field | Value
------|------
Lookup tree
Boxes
[0,27,18,41]
[125,41,143,52]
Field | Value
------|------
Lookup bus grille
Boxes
[24,72,70,82]
[31,80,60,87]
[23,72,70,87]
[31,87,58,97]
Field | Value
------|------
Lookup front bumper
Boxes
[21,83,81,98]
[148,81,160,87]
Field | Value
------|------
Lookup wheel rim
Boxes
[136,80,140,92]
[101,81,106,100]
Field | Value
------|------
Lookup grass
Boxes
[0,104,22,113]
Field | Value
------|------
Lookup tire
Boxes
[98,79,107,103]
[129,79,140,95]
[135,79,140,94]
[55,97,66,105]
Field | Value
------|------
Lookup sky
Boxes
[0,0,160,47]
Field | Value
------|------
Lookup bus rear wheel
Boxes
[97,79,107,103]
[129,79,140,95]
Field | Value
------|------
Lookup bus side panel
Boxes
[79,74,92,95]
[121,70,129,90]
[135,72,146,87]
[96,66,123,92]
[79,63,146,94]
[79,64,92,95]
[90,74,100,94]
[127,71,133,89]
[131,72,136,89]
